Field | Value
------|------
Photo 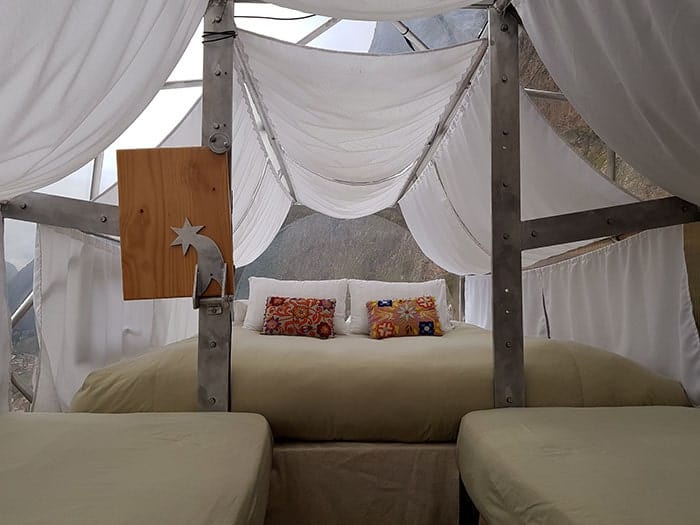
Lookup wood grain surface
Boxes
[117,146,233,300]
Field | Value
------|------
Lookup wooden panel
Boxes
[685,223,700,330]
[117,146,233,300]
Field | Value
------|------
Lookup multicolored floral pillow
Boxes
[367,296,443,339]
[262,296,336,339]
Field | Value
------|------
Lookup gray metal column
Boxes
[199,0,234,412]
[489,6,524,408]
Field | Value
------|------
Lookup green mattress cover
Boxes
[0,412,272,525]
[458,406,700,524]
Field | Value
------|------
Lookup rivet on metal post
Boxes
[208,396,217,405]
[19,202,27,210]
[505,341,512,348]
[209,340,217,349]
[99,215,107,223]
[531,230,538,237]
[506,396,514,404]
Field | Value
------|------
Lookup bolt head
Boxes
[209,340,217,348]
[531,231,538,237]
[19,203,27,210]
[503,233,510,240]
[505,341,512,348]
[213,15,222,23]
[606,218,614,225]
[213,123,220,130]
[501,75,508,82]
[208,396,216,406]
[500,24,509,32]
[506,396,514,404]
[99,215,107,223]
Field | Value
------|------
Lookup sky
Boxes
[3,4,376,270]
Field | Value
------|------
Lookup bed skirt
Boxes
[266,442,457,525]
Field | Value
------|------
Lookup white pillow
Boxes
[244,277,349,334]
[233,300,248,323]
[348,279,452,334]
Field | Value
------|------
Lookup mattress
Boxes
[0,412,272,525]
[72,323,689,442]
[457,406,700,525]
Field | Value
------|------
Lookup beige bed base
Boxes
[266,442,458,525]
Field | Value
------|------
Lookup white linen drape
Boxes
[266,0,477,21]
[33,226,197,411]
[465,227,700,404]
[0,0,206,200]
[542,226,700,404]
[464,272,547,338]
[236,29,486,214]
[515,0,700,205]
[400,58,636,275]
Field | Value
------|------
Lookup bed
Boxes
[72,323,689,442]
[0,412,272,525]
[457,406,700,525]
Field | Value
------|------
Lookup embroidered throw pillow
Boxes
[367,296,443,339]
[262,296,336,339]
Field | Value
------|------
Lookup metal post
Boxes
[606,146,616,181]
[199,0,234,412]
[489,6,524,408]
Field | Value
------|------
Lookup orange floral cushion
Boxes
[366,296,443,339]
[262,296,336,339]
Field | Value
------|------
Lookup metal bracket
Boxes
[171,215,231,411]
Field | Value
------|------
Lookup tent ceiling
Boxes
[258,1,484,22]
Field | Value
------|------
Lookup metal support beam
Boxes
[1,193,119,236]
[199,0,234,412]
[163,79,203,90]
[392,21,429,51]
[523,87,566,102]
[89,152,104,201]
[296,17,340,46]
[606,147,616,181]
[202,0,234,154]
[10,372,33,404]
[233,37,297,200]
[523,197,700,251]
[489,7,524,408]
[10,292,33,328]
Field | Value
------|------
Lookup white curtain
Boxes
[515,0,700,205]
[266,0,477,21]
[0,217,9,411]
[0,0,206,200]
[236,29,486,216]
[464,272,547,338]
[541,226,700,404]
[466,227,700,403]
[400,58,636,274]
[33,226,197,411]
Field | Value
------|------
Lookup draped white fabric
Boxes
[0,0,206,200]
[466,227,700,404]
[400,60,636,275]
[267,0,476,21]
[464,272,547,338]
[515,0,700,205]
[33,226,198,411]
[287,159,410,219]
[237,30,486,214]
[0,218,9,411]
[541,227,700,404]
